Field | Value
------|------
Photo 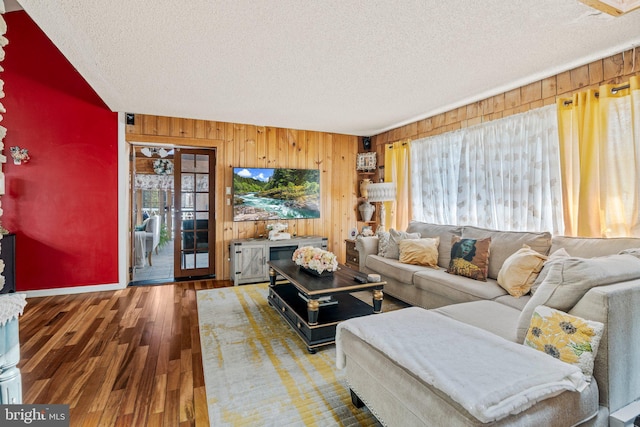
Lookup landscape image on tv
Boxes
[233,167,321,221]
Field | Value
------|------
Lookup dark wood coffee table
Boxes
[267,259,385,353]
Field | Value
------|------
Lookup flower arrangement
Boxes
[153,158,173,175]
[10,146,30,164]
[292,246,338,274]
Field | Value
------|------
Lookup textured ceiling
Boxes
[14,0,640,136]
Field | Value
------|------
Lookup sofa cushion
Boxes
[516,254,640,342]
[461,226,552,280]
[406,221,463,269]
[524,305,604,381]
[551,235,640,258]
[497,245,548,297]
[398,237,439,267]
[530,247,570,295]
[447,236,491,281]
[414,268,507,303]
[433,300,522,342]
[365,254,428,285]
[385,229,421,259]
[493,294,531,311]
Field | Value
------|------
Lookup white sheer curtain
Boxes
[597,77,640,236]
[411,105,564,234]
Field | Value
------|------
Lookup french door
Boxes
[174,148,216,279]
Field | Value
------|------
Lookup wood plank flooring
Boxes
[18,280,232,427]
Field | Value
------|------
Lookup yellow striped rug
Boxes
[197,283,382,426]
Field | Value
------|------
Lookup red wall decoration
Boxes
[2,11,119,291]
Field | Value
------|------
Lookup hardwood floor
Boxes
[18,279,232,427]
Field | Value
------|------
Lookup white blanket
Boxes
[336,307,587,423]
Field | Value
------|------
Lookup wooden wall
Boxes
[124,49,640,282]
[372,48,640,161]
[126,117,359,281]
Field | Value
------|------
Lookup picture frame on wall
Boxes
[356,152,377,171]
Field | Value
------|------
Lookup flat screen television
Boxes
[233,167,321,221]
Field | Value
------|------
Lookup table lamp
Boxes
[366,182,397,232]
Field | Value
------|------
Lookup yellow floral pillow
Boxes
[524,305,604,380]
[398,237,440,267]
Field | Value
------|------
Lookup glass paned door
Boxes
[174,149,215,279]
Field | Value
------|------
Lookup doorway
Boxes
[130,145,216,284]
[130,145,176,284]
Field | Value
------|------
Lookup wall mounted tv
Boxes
[232,167,321,221]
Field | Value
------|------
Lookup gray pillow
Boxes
[516,254,640,342]
[377,231,391,257]
[385,229,421,259]
[530,247,570,295]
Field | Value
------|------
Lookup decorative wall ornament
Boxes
[356,152,377,171]
[0,5,7,291]
[153,158,173,175]
[9,146,29,165]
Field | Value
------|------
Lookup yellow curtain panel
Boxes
[557,75,640,237]
[384,140,411,231]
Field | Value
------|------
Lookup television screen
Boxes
[233,167,321,221]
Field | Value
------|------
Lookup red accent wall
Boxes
[2,11,119,291]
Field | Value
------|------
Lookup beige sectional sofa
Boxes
[339,221,640,426]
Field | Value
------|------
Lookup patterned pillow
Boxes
[447,236,491,281]
[524,305,603,380]
[385,229,421,259]
[377,231,391,257]
[398,237,440,267]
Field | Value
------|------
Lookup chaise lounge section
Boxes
[338,222,640,426]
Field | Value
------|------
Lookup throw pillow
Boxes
[398,237,440,267]
[530,247,570,295]
[524,305,604,380]
[385,229,421,259]
[377,231,391,257]
[497,245,548,297]
[447,236,491,281]
[516,253,640,342]
[135,218,150,232]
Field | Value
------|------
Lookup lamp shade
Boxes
[366,182,396,202]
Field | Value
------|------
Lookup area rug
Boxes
[197,283,383,426]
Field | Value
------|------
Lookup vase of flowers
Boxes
[292,246,338,276]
